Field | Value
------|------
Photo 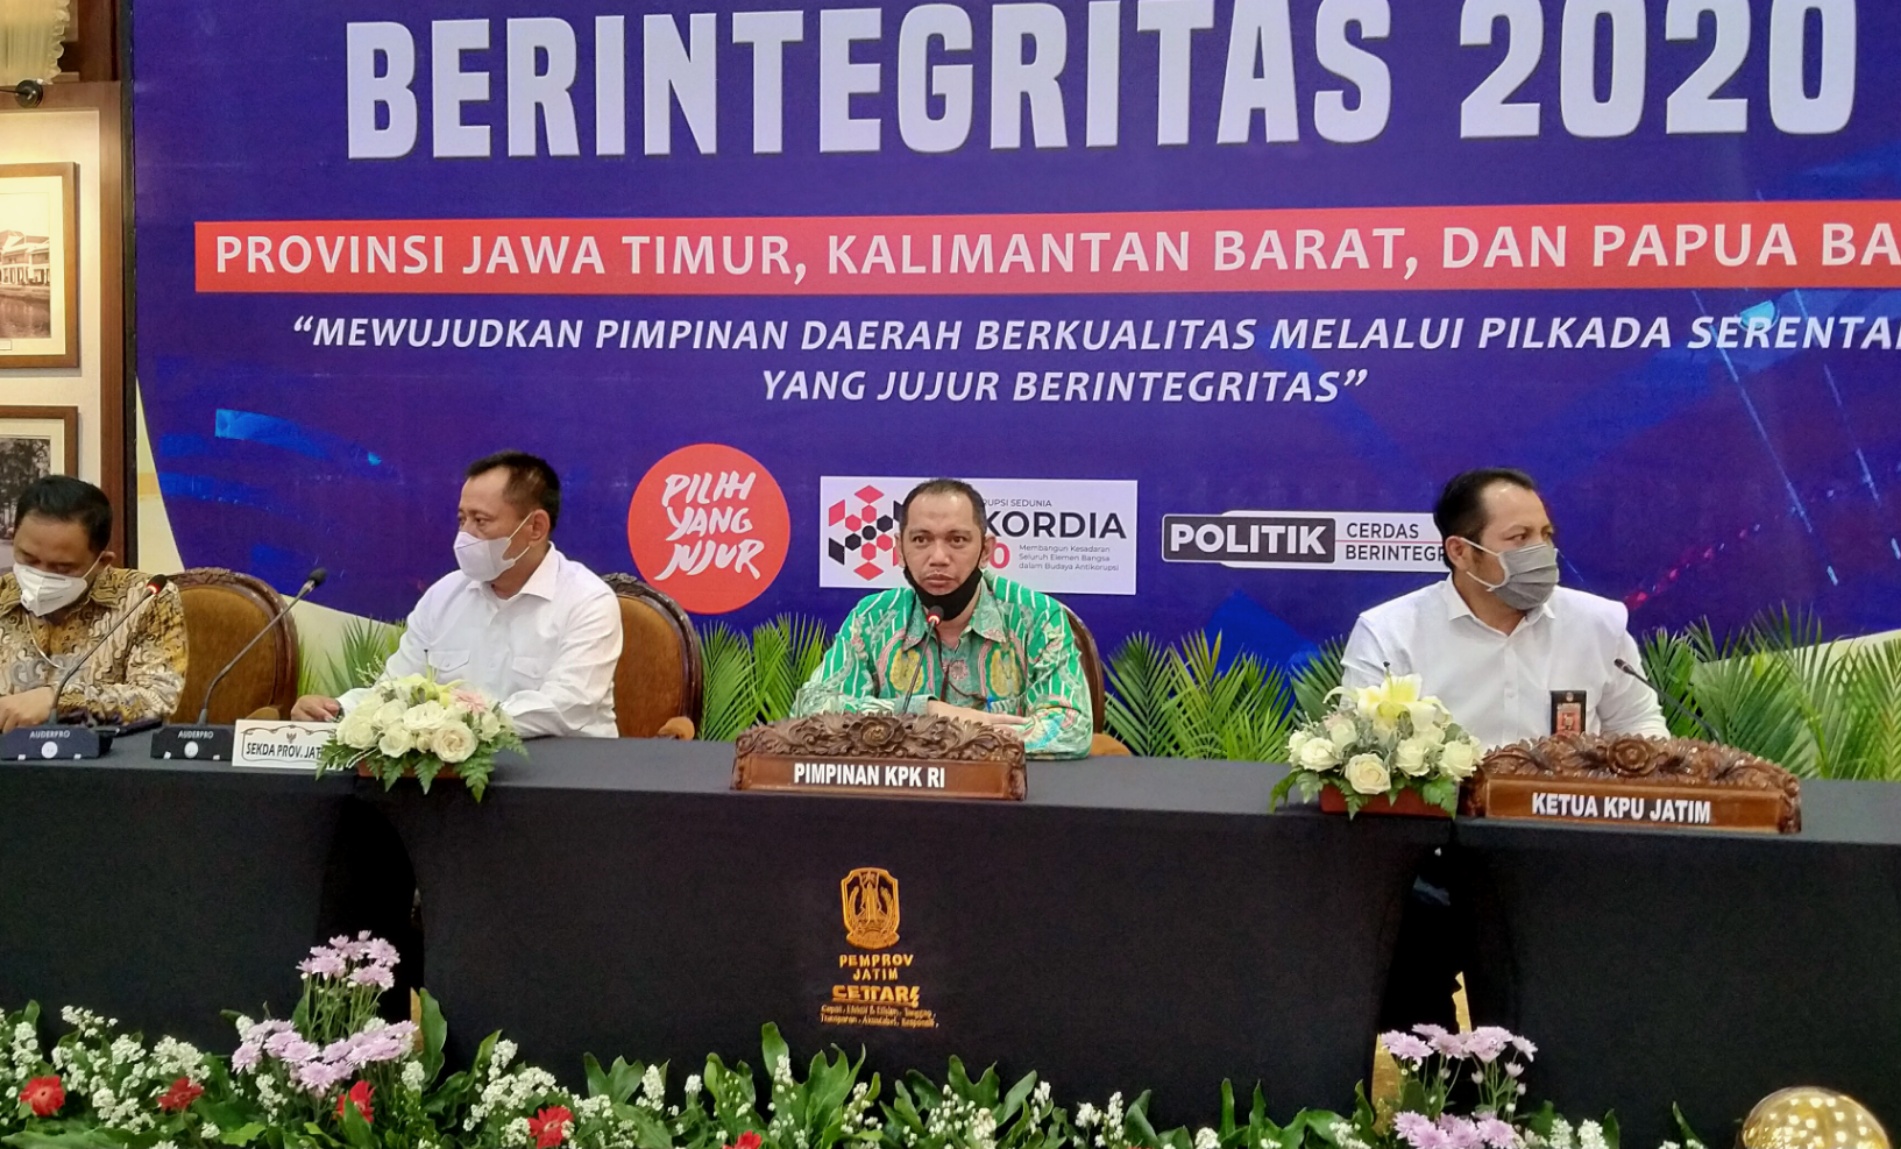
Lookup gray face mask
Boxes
[1462,539,1560,611]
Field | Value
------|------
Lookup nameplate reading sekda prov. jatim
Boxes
[1460,733,1802,834]
[733,713,1027,801]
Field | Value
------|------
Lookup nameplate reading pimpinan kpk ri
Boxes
[733,713,1026,802]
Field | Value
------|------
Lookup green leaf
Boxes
[219,1123,267,1146]
[3,1133,125,1149]
[585,1053,611,1100]
[418,988,447,1082]
[336,1090,375,1149]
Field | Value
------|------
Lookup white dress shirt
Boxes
[343,545,622,738]
[1341,578,1668,748]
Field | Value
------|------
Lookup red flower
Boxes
[729,1132,763,1149]
[335,1081,374,1125]
[528,1105,574,1148]
[158,1077,204,1113]
[20,1076,64,1117]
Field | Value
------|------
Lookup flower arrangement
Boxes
[0,937,1641,1149]
[316,674,523,799]
[1272,674,1484,816]
[1336,1024,1621,1149]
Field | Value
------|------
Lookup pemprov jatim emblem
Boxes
[841,867,900,950]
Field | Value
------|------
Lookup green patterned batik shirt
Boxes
[791,571,1094,759]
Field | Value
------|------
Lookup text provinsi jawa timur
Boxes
[201,201,1901,295]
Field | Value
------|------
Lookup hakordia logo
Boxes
[1162,511,1443,572]
[819,477,1138,595]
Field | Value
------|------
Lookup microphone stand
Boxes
[1614,658,1720,742]
[151,569,326,762]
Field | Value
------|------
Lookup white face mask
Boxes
[15,557,101,618]
[453,516,532,584]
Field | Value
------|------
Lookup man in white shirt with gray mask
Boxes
[1342,467,1667,748]
[292,451,622,738]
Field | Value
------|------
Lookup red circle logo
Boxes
[627,443,789,614]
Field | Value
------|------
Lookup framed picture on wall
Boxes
[0,405,78,570]
[0,163,78,369]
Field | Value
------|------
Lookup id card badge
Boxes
[1550,690,1587,735]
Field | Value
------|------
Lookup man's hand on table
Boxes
[290,694,342,722]
[0,688,56,732]
[925,699,1029,730]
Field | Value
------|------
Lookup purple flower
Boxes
[1411,1024,1450,1041]
[1477,1118,1519,1149]
[1383,1033,1433,1064]
[1505,1064,1524,1079]
[1509,1036,1538,1059]
[361,938,400,968]
[232,1043,261,1072]
[298,949,348,979]
[263,1032,319,1064]
[291,1057,353,1095]
[238,1018,293,1045]
[1397,1114,1453,1149]
[1438,1116,1483,1149]
[1429,1030,1470,1060]
[353,1023,416,1065]
[349,964,396,991]
[1464,1028,1514,1064]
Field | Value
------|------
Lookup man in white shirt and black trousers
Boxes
[293,450,623,736]
[1349,467,1669,1035]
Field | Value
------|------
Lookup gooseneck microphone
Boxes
[1614,657,1719,742]
[50,574,171,723]
[195,567,326,723]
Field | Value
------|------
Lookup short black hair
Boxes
[1433,468,1538,569]
[898,478,989,535]
[466,451,561,530]
[15,475,112,553]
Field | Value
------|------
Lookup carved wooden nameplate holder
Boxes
[1461,734,1800,834]
[733,713,1027,801]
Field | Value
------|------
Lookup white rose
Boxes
[1439,739,1480,780]
[1343,753,1391,795]
[1295,737,1341,772]
[478,709,504,739]
[408,727,435,757]
[402,701,447,733]
[374,700,407,728]
[1394,737,1433,777]
[1287,731,1311,758]
[377,727,414,759]
[1325,713,1357,751]
[432,721,477,765]
[337,711,379,751]
[1406,700,1443,733]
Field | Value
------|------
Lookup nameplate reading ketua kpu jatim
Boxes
[1460,733,1801,834]
[732,713,1026,801]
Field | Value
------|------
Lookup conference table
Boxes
[0,735,1896,1144]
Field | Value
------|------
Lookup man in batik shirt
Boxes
[793,478,1093,759]
[0,476,187,731]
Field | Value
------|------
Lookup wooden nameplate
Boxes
[734,713,1027,801]
[1461,734,1800,834]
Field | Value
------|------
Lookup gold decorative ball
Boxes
[1742,1089,1889,1149]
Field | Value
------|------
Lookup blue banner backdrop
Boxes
[134,0,1901,664]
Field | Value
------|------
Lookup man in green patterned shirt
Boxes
[792,479,1093,759]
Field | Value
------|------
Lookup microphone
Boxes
[1614,657,1719,742]
[51,574,170,722]
[2,575,169,761]
[194,567,325,723]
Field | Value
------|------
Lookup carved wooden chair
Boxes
[600,574,703,739]
[171,568,300,723]
[1060,605,1131,757]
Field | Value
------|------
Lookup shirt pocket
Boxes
[511,656,548,685]
[427,649,473,677]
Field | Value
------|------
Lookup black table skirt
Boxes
[371,743,1444,1126]
[1457,781,1901,1146]
[0,750,356,1050]
[4,736,1898,1140]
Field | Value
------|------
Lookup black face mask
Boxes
[905,564,984,623]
